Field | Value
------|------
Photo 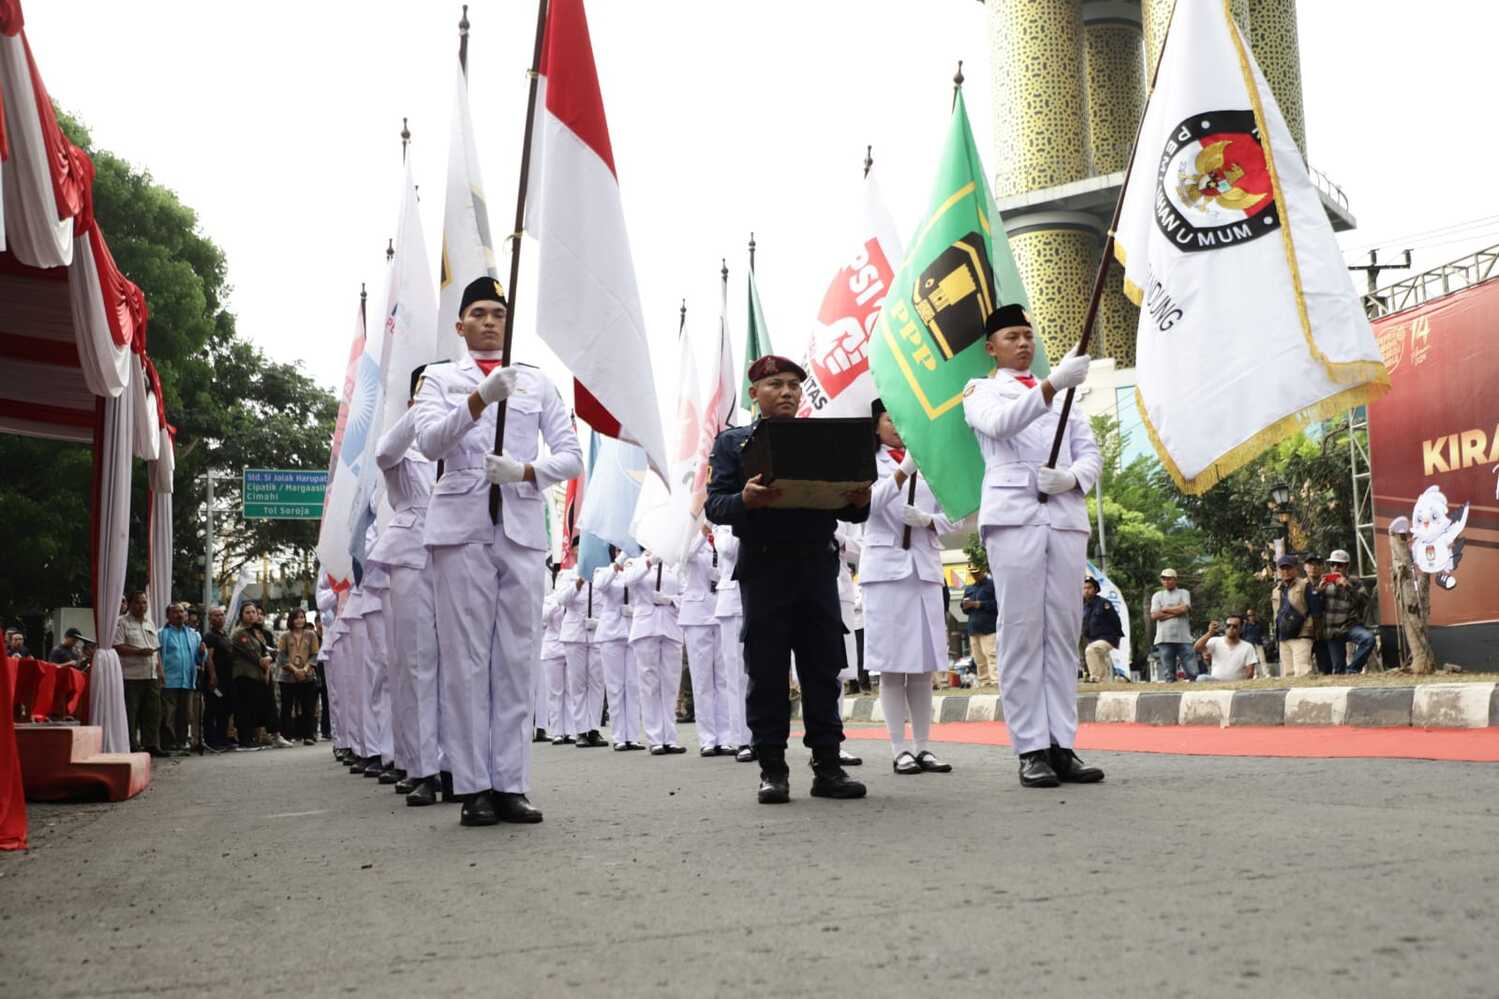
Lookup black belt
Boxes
[743,540,836,558]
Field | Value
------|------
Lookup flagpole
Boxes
[864,145,873,180]
[489,0,550,524]
[1040,2,1181,499]
[748,232,756,273]
[458,4,470,75]
[679,299,687,339]
[952,60,964,111]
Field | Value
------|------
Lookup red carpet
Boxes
[842,721,1499,763]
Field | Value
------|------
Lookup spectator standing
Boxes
[48,627,86,664]
[201,607,235,751]
[1271,556,1317,677]
[1303,555,1331,674]
[1193,615,1259,681]
[158,603,205,755]
[112,591,163,756]
[277,608,320,746]
[248,604,292,747]
[1325,549,1377,674]
[6,628,28,658]
[1239,609,1270,677]
[1081,577,1124,682]
[228,603,275,751]
[1150,569,1194,682]
[961,568,998,688]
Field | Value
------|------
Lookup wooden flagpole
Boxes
[1040,2,1182,499]
[489,0,550,524]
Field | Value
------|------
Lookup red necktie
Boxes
[1014,373,1037,388]
[888,448,906,464]
[474,358,504,376]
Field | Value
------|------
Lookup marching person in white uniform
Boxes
[557,571,606,747]
[371,365,444,806]
[712,524,753,761]
[538,567,568,742]
[414,277,583,825]
[862,398,958,776]
[340,584,377,774]
[962,304,1105,788]
[679,528,736,756]
[357,515,397,784]
[622,554,687,755]
[592,549,644,751]
[323,610,351,763]
[832,523,864,767]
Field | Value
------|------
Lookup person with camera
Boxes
[1192,615,1259,681]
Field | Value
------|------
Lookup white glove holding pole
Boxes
[484,453,527,485]
[1036,466,1078,495]
[900,505,935,529]
[1046,353,1091,391]
[898,452,917,476]
[476,366,520,405]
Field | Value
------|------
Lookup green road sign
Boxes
[242,469,327,520]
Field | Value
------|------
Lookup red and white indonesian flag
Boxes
[631,308,737,564]
[1115,0,1388,493]
[527,0,667,479]
[796,170,904,419]
[437,59,498,360]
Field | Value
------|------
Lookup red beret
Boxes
[746,354,807,384]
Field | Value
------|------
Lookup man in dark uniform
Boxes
[705,355,872,805]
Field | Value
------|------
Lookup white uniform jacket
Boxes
[621,559,683,644]
[676,534,717,627]
[590,563,631,643]
[540,584,566,661]
[858,448,954,585]
[712,526,741,619]
[556,571,591,644]
[413,357,583,550]
[836,523,862,605]
[961,371,1102,533]
[367,406,437,570]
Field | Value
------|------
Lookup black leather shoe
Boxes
[405,777,438,807]
[614,742,631,752]
[552,735,575,746]
[649,745,668,756]
[394,775,418,794]
[1018,750,1061,788]
[353,756,378,775]
[810,768,867,799]
[893,751,922,775]
[839,749,863,767]
[714,745,735,756]
[915,750,952,773]
[758,775,790,804]
[533,728,548,743]
[1049,745,1105,783]
[663,744,687,755]
[493,792,544,824]
[699,747,717,758]
[460,790,499,826]
[586,730,607,747]
[377,766,403,785]
[735,746,756,763]
[621,742,646,751]
[348,757,367,773]
[363,759,386,778]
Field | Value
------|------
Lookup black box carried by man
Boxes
[741,417,877,510]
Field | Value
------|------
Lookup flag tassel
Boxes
[489,0,550,525]
[1041,0,1182,501]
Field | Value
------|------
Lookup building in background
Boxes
[981,0,1357,455]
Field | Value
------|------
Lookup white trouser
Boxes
[562,642,602,736]
[984,525,1088,755]
[326,646,347,749]
[541,655,567,734]
[532,646,548,733]
[344,620,369,757]
[383,565,441,778]
[363,605,394,765]
[717,615,748,746]
[682,624,730,749]
[879,672,935,756]
[598,639,640,745]
[431,534,543,796]
[633,636,683,748]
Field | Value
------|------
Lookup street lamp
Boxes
[1269,482,1291,508]
[1267,483,1294,562]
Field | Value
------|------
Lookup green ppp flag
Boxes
[868,90,1042,519]
[741,267,771,412]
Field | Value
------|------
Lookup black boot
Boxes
[1018,750,1061,788]
[460,789,499,826]
[493,792,544,824]
[757,748,790,805]
[809,747,867,799]
[405,776,438,807]
[1049,744,1105,783]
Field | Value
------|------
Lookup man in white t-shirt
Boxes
[1192,615,1259,682]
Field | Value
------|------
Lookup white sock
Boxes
[908,674,934,754]
[879,675,910,757]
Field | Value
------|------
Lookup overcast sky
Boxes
[22,1,1499,413]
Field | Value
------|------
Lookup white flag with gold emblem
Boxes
[1114,0,1388,493]
[436,59,498,362]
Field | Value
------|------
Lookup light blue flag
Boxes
[578,431,645,574]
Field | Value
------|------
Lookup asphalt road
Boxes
[3,728,1497,998]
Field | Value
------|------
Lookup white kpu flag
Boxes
[632,308,737,565]
[796,169,904,420]
[437,58,497,361]
[526,0,667,479]
[1114,0,1388,494]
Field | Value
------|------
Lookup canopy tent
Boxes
[0,2,172,758]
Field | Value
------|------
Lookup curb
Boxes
[810,682,1499,729]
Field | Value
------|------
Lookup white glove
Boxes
[483,453,527,485]
[476,365,520,405]
[898,452,917,476]
[585,618,599,631]
[652,592,676,606]
[1046,353,1091,391]
[900,505,935,529]
[1036,465,1077,495]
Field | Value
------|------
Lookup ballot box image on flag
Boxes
[741,418,876,510]
[913,233,995,361]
